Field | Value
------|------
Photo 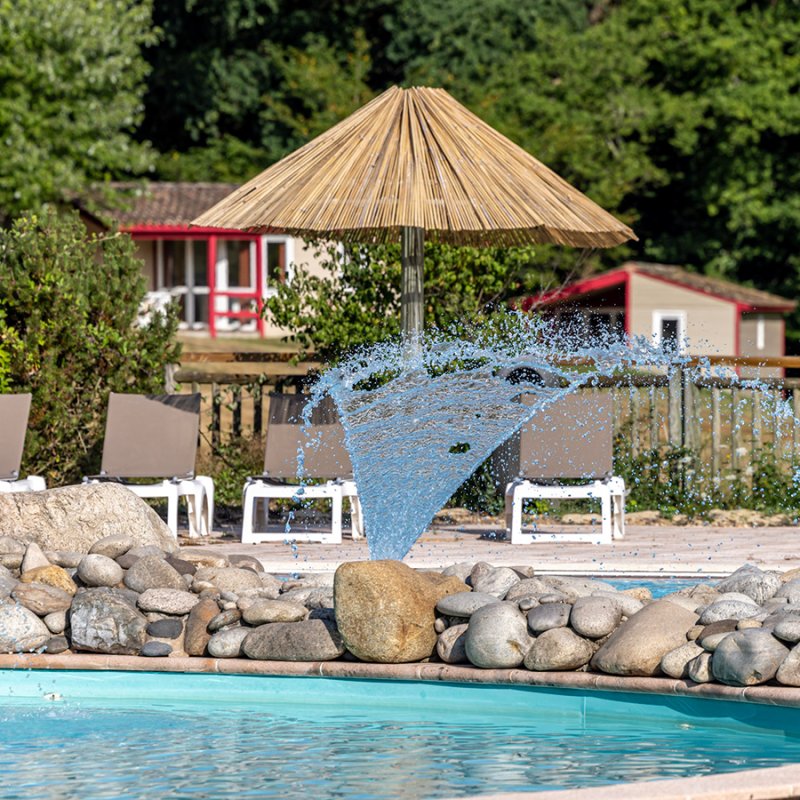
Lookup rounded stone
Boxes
[19,565,77,596]
[193,567,264,594]
[471,567,520,599]
[279,587,333,610]
[687,651,714,683]
[242,619,345,661]
[464,602,531,669]
[660,641,705,679]
[184,598,220,656]
[0,604,50,652]
[77,554,124,588]
[776,645,800,686]
[137,588,199,616]
[45,551,83,569]
[43,610,67,635]
[524,627,594,671]
[146,618,184,639]
[228,554,264,573]
[591,591,644,618]
[166,555,197,576]
[435,591,499,618]
[11,583,72,616]
[208,627,250,658]
[591,599,699,677]
[504,578,554,602]
[711,629,790,686]
[44,635,70,654]
[772,614,800,644]
[715,565,781,606]
[526,602,571,634]
[242,599,307,625]
[436,624,469,664]
[141,641,173,657]
[570,596,623,639]
[698,599,762,625]
[69,589,148,655]
[208,609,242,632]
[89,534,134,560]
[124,556,186,593]
[698,631,733,653]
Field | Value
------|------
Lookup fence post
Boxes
[668,367,684,448]
[164,363,177,393]
[711,387,721,480]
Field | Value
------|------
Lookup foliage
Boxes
[266,242,540,360]
[0,209,181,484]
[484,0,800,321]
[0,0,157,221]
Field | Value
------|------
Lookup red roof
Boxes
[523,261,795,313]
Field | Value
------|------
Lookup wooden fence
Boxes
[173,353,800,478]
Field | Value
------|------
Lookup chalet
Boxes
[79,182,327,338]
[520,262,796,368]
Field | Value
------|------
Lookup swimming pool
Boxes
[2,669,799,799]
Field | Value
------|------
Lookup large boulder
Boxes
[0,484,176,553]
[591,599,699,677]
[70,588,148,655]
[334,560,467,663]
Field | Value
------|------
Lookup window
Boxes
[652,311,686,351]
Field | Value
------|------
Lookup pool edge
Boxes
[4,654,800,799]
[2,652,800,709]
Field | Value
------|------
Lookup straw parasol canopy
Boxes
[193,86,636,333]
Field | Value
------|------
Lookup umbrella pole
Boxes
[401,226,425,337]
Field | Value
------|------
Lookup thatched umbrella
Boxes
[192,86,636,335]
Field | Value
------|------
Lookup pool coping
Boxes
[4,654,800,799]
[3,652,800,707]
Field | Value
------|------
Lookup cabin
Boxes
[520,262,796,372]
[79,182,327,338]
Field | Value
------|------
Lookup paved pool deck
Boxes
[181,521,800,577]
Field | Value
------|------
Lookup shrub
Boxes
[0,208,180,484]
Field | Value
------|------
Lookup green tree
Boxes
[484,0,800,335]
[0,0,158,221]
[266,242,540,360]
[0,209,181,483]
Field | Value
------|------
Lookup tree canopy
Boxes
[1,0,799,345]
[0,0,157,222]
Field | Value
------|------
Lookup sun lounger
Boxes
[502,391,625,544]
[241,392,362,544]
[84,392,213,538]
[0,393,46,493]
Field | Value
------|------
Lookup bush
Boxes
[0,208,180,484]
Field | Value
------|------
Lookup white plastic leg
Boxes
[508,484,525,544]
[195,475,215,536]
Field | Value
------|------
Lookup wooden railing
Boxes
[173,353,800,476]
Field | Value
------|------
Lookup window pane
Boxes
[193,241,208,286]
[164,241,187,287]
[194,295,209,325]
[661,318,679,346]
[267,242,285,283]
[236,241,252,287]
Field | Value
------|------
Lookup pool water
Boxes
[1,670,799,799]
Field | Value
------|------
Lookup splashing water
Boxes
[294,312,799,560]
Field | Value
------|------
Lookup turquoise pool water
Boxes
[1,670,799,799]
